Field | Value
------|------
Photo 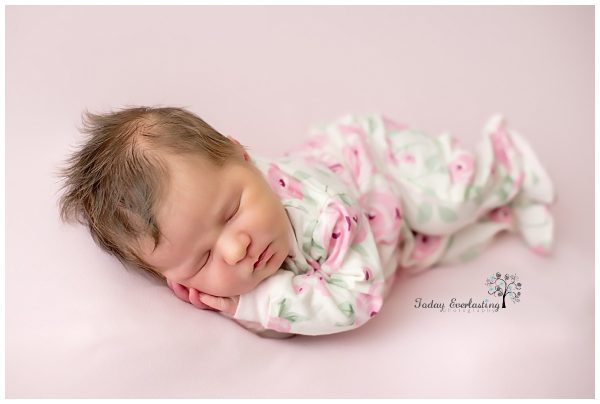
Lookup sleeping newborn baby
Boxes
[58,106,556,338]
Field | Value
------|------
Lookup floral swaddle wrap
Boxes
[231,113,556,336]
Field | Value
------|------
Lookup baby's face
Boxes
[138,140,293,297]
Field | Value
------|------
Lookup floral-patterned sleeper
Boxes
[231,113,556,336]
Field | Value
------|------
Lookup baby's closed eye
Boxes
[196,199,240,271]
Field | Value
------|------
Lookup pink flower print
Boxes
[286,134,329,157]
[267,164,304,200]
[354,281,385,327]
[303,153,355,188]
[490,127,515,171]
[319,201,356,270]
[358,191,403,245]
[304,134,329,149]
[314,274,332,297]
[293,268,316,295]
[337,123,369,141]
[267,316,292,333]
[531,244,550,256]
[513,171,524,193]
[294,270,331,297]
[381,115,408,133]
[363,266,372,281]
[306,258,321,272]
[343,145,361,180]
[355,293,383,318]
[298,155,324,167]
[328,162,344,173]
[342,141,376,189]
[449,153,475,184]
[345,205,368,245]
[401,152,416,164]
[293,283,304,295]
[384,136,400,166]
[410,232,442,262]
[315,154,344,175]
[487,206,513,224]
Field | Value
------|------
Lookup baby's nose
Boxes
[220,234,251,266]
[222,248,248,266]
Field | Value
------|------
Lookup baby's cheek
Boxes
[211,265,248,297]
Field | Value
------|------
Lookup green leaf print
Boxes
[313,166,333,178]
[334,318,357,327]
[302,241,312,253]
[532,172,539,185]
[284,202,310,214]
[334,302,356,327]
[459,246,481,263]
[303,219,319,239]
[277,298,291,317]
[278,298,305,323]
[311,241,326,256]
[303,239,325,257]
[338,193,353,207]
[445,236,455,251]
[474,191,484,205]
[417,203,433,224]
[338,302,355,319]
[284,313,304,323]
[425,154,440,171]
[350,243,368,257]
[302,194,317,208]
[496,188,509,203]
[327,276,348,289]
[466,185,481,200]
[293,170,312,180]
[438,206,458,222]
[367,116,376,134]
[423,187,437,198]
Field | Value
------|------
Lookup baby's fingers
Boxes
[188,287,216,311]
[198,293,237,315]
[167,280,191,303]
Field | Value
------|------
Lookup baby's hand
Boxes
[166,279,239,315]
[197,293,239,316]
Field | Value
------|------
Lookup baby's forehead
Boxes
[156,152,246,208]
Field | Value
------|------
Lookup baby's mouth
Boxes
[253,244,271,270]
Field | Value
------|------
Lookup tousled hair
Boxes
[57,106,245,279]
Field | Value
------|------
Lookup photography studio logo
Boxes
[485,272,522,309]
[413,272,523,313]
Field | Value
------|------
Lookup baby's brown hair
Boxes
[58,106,245,279]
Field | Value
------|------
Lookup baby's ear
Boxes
[227,136,249,161]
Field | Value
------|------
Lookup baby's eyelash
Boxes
[197,201,239,271]
[227,201,240,221]
[199,250,211,271]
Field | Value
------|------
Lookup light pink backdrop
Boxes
[6,5,594,398]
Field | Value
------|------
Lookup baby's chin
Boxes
[241,250,285,294]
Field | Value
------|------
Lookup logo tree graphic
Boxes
[485,272,522,308]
